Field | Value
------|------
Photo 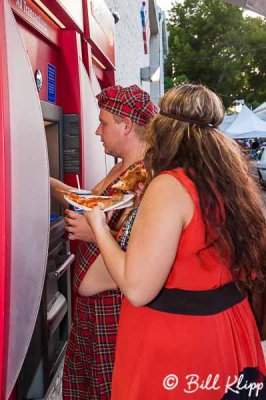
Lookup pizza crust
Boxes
[112,164,147,192]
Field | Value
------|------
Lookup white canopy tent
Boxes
[254,102,266,113]
[225,0,266,17]
[225,105,266,138]
[219,114,237,132]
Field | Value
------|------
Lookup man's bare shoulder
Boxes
[92,162,124,194]
[107,161,123,176]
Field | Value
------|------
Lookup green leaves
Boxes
[165,0,266,108]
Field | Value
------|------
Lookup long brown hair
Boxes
[145,83,266,284]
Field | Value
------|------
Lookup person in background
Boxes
[50,84,157,400]
[251,138,260,158]
[85,83,266,400]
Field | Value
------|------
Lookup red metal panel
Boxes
[9,0,59,46]
[57,0,83,30]
[92,60,105,82]
[0,2,11,399]
[15,19,60,104]
[60,30,83,113]
[41,0,84,32]
[60,30,84,186]
[82,39,93,76]
[91,60,115,88]
[84,0,115,68]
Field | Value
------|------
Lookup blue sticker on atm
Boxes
[47,63,56,103]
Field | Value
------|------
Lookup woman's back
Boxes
[163,168,233,291]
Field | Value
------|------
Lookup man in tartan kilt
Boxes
[50,85,157,399]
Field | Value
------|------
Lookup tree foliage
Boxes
[165,0,266,108]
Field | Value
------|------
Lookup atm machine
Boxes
[0,1,116,398]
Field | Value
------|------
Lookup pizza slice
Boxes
[64,191,124,210]
[112,164,148,192]
[57,190,83,202]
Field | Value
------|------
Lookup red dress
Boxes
[111,169,266,400]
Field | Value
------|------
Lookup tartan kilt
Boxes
[63,161,144,399]
[63,291,122,400]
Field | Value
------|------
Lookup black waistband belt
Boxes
[146,281,246,316]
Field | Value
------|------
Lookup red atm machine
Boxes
[0,1,116,398]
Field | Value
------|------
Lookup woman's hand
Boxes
[84,206,108,234]
[64,209,95,242]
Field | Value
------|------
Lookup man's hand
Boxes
[64,209,96,242]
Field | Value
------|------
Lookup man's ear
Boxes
[123,117,133,135]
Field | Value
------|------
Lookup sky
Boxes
[155,0,261,18]
[156,0,174,15]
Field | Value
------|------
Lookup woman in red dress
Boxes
[85,83,266,399]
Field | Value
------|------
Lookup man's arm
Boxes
[50,177,75,207]
[78,254,118,296]
[55,161,123,241]
[64,209,119,242]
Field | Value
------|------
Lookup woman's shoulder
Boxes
[144,172,194,209]
[148,171,184,191]
[161,167,188,181]
[140,172,195,231]
[159,168,198,198]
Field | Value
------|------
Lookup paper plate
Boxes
[64,193,135,212]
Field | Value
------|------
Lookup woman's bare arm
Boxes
[85,174,194,307]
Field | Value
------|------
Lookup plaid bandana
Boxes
[96,84,157,126]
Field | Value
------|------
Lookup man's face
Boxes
[96,109,125,157]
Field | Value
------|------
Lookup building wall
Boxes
[149,6,167,105]
[105,1,168,106]
[105,0,150,88]
[149,30,160,105]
